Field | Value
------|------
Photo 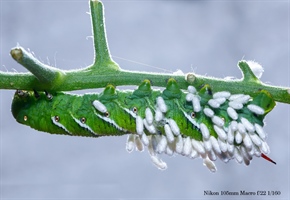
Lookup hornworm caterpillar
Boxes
[12,78,276,172]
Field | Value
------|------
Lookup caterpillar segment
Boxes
[11,78,276,172]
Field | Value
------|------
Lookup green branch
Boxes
[0,0,290,106]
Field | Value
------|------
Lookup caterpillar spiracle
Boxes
[12,78,276,172]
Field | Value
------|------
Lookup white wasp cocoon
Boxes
[126,134,135,153]
[218,138,227,153]
[155,108,164,122]
[156,96,167,113]
[141,133,149,146]
[227,127,234,144]
[212,116,224,127]
[247,104,265,115]
[210,136,221,155]
[156,135,167,154]
[168,119,180,136]
[143,119,157,134]
[203,107,214,118]
[234,147,243,164]
[214,97,226,105]
[203,139,212,152]
[135,135,144,152]
[192,96,201,112]
[175,135,183,154]
[233,95,251,104]
[213,91,231,99]
[229,94,244,101]
[187,85,197,94]
[165,145,174,156]
[186,93,194,102]
[230,121,238,132]
[203,157,217,172]
[249,133,262,147]
[229,101,243,110]
[207,150,217,161]
[145,108,153,125]
[164,124,175,143]
[238,123,246,135]
[254,123,266,140]
[191,139,206,158]
[243,134,253,150]
[92,100,107,113]
[208,99,220,108]
[227,142,235,155]
[190,149,199,159]
[183,137,192,156]
[213,125,227,141]
[136,116,144,135]
[240,146,250,166]
[150,155,167,170]
[200,123,210,140]
[235,131,243,144]
[241,117,255,133]
[227,107,238,120]
[261,141,270,154]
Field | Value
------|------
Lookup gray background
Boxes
[0,0,289,199]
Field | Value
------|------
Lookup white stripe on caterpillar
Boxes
[212,115,225,127]
[192,96,201,112]
[51,116,72,135]
[145,107,153,125]
[213,125,227,141]
[136,116,144,135]
[164,124,175,143]
[241,117,255,133]
[92,100,107,113]
[247,104,265,115]
[126,134,135,153]
[200,123,210,140]
[168,119,180,136]
[213,91,231,99]
[96,113,126,132]
[254,123,266,140]
[156,96,167,113]
[183,137,192,156]
[229,101,243,110]
[227,107,238,120]
[203,157,217,172]
[187,85,197,94]
[208,99,220,108]
[203,107,214,118]
[72,116,98,136]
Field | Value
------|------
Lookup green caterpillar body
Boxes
[11,78,276,171]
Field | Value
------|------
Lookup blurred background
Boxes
[0,0,289,199]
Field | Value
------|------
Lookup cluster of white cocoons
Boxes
[125,85,269,172]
